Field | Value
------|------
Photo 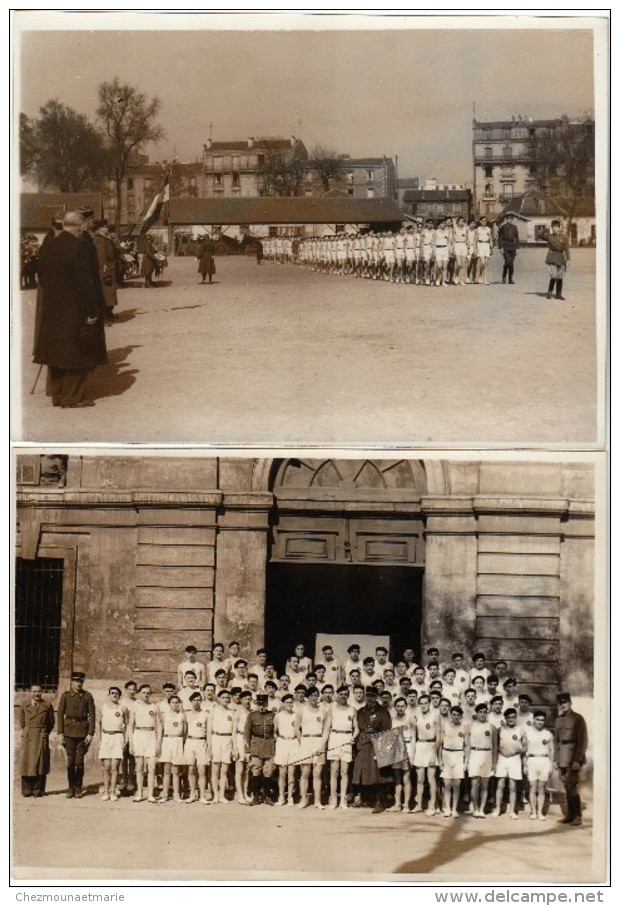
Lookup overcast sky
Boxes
[17,16,598,185]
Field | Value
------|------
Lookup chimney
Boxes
[248,137,254,149]
[205,138,212,150]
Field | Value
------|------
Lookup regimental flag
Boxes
[371,727,408,769]
[140,170,171,235]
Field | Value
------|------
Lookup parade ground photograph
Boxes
[11,450,607,883]
[13,13,607,448]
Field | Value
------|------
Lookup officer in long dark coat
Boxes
[92,219,119,321]
[33,211,108,408]
[77,206,108,320]
[196,234,216,284]
[554,692,588,826]
[57,671,96,798]
[244,693,276,805]
[352,686,392,813]
[19,685,55,797]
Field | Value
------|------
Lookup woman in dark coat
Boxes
[33,212,108,408]
[196,234,216,284]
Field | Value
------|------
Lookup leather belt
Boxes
[213,732,232,736]
[102,730,124,734]
[135,726,155,731]
[302,733,322,738]
[471,747,491,751]
[443,748,464,752]
[187,736,206,740]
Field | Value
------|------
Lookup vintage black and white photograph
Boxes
[13,12,606,447]
[12,450,605,882]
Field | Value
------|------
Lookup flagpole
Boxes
[133,159,177,237]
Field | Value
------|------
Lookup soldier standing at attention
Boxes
[57,671,96,798]
[497,212,520,284]
[244,692,277,805]
[545,219,571,300]
[554,692,588,826]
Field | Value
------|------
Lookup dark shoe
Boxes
[570,817,582,827]
[22,790,33,798]
[546,293,553,300]
[75,787,85,799]
[62,401,95,408]
[558,815,573,824]
[372,802,386,814]
[66,788,75,799]
[556,295,565,300]
[509,279,515,284]
[32,790,43,798]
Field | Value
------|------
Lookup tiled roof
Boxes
[168,196,405,225]
[20,193,103,230]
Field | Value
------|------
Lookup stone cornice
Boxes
[421,495,595,518]
[16,490,223,508]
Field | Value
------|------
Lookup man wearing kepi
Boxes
[19,684,55,797]
[34,210,108,408]
[244,692,277,805]
[554,692,588,826]
[545,219,570,300]
[497,213,520,285]
[57,671,96,798]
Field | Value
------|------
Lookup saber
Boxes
[30,363,44,394]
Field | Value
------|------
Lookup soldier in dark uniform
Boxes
[57,671,96,798]
[19,684,55,797]
[244,692,276,805]
[554,692,588,826]
[76,206,109,321]
[196,234,216,284]
[544,219,571,300]
[352,686,392,813]
[497,213,520,284]
[92,219,119,322]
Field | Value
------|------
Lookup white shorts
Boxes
[299,735,326,766]
[383,250,395,265]
[468,749,493,779]
[421,245,433,262]
[441,749,465,780]
[210,733,233,764]
[395,251,405,263]
[414,739,437,769]
[405,249,416,262]
[159,736,185,766]
[133,728,157,759]
[526,756,551,783]
[99,732,124,761]
[184,737,209,766]
[495,753,522,780]
[327,732,354,763]
[434,248,449,264]
[477,242,491,260]
[274,737,300,767]
[453,242,468,259]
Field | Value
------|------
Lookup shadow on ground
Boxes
[88,345,141,400]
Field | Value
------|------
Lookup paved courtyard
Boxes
[16,249,598,446]
[12,770,599,883]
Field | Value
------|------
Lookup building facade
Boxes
[472,114,595,218]
[15,454,595,713]
[401,188,472,222]
[302,157,397,199]
[202,136,308,198]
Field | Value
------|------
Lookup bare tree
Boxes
[97,77,166,232]
[531,119,595,227]
[259,149,306,197]
[19,102,109,192]
[308,145,344,194]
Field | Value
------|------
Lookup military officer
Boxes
[497,212,520,284]
[554,692,588,826]
[19,684,55,797]
[244,692,277,805]
[57,671,96,798]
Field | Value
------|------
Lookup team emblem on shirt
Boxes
[512,734,518,740]
[458,732,464,738]
[149,710,155,717]
[173,721,179,727]
[197,721,203,727]
[485,730,491,736]
[227,714,232,721]
[426,723,431,730]
[543,738,549,745]
[115,712,121,717]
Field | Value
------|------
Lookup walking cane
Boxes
[30,363,44,394]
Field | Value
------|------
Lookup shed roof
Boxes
[500,189,595,219]
[168,196,405,225]
[20,193,104,230]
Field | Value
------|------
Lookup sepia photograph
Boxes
[11,449,605,882]
[13,12,607,448]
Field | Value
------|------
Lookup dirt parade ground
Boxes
[12,768,599,883]
[17,249,597,447]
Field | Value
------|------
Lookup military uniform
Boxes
[244,698,276,804]
[555,699,588,823]
[57,677,96,797]
[498,217,520,284]
[19,695,55,796]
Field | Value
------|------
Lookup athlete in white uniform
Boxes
[128,685,160,803]
[177,646,207,689]
[120,681,138,796]
[420,221,435,285]
[327,685,359,809]
[234,690,253,804]
[274,694,299,806]
[466,703,497,818]
[439,706,469,817]
[179,673,202,712]
[452,217,469,285]
[320,645,342,688]
[207,689,237,804]
[157,695,186,802]
[413,694,440,815]
[343,645,363,683]
[97,687,128,802]
[493,709,526,819]
[524,711,555,821]
[432,222,450,286]
[389,697,415,812]
[295,687,329,809]
[184,692,210,803]
[474,218,493,284]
